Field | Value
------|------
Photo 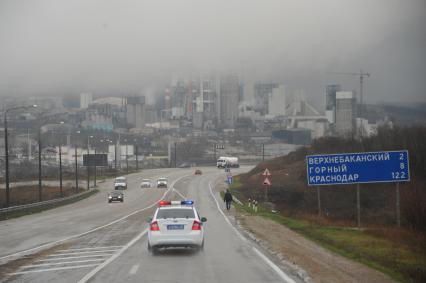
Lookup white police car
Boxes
[147,200,206,253]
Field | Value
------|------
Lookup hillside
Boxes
[235,126,426,231]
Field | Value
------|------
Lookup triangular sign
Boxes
[262,168,271,176]
[263,177,271,186]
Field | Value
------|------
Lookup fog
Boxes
[0,0,425,106]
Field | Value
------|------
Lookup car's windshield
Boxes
[156,209,195,219]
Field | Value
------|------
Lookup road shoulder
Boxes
[235,212,396,283]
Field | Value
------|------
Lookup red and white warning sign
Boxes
[263,177,271,186]
[262,168,271,177]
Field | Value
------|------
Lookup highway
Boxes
[0,167,303,283]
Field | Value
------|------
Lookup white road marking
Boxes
[48,249,118,257]
[208,182,247,243]
[22,259,105,268]
[208,181,295,283]
[77,228,148,283]
[57,246,123,252]
[38,254,112,261]
[0,174,189,263]
[9,264,99,275]
[173,188,187,199]
[129,264,139,275]
[78,174,190,283]
[252,247,297,283]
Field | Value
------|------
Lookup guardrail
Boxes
[0,189,96,215]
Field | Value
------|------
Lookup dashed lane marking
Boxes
[48,249,119,257]
[0,174,189,263]
[9,264,100,275]
[38,254,112,261]
[57,246,123,252]
[20,259,105,268]
[208,181,296,283]
[77,174,191,283]
[129,264,139,275]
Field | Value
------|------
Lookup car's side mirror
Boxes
[200,217,207,222]
[147,217,152,223]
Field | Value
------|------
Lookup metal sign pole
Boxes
[396,182,401,227]
[264,185,268,202]
[317,186,321,217]
[357,184,361,228]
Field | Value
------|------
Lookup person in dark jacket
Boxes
[224,189,233,210]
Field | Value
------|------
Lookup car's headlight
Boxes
[108,196,112,199]
[118,195,122,198]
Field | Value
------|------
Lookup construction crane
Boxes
[328,70,371,116]
[329,70,371,137]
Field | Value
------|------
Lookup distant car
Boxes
[148,200,206,253]
[177,162,191,168]
[140,179,152,188]
[108,191,124,203]
[194,169,202,175]
[114,176,127,190]
[157,177,168,188]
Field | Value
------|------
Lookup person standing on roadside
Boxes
[224,189,233,211]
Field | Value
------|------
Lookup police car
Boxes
[147,200,207,253]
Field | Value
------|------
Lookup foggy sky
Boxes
[0,0,425,107]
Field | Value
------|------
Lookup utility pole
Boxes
[126,143,128,174]
[75,146,78,193]
[87,135,90,190]
[38,128,42,202]
[4,112,10,207]
[262,143,265,162]
[174,142,177,168]
[3,105,37,207]
[59,143,63,197]
[214,143,216,162]
[94,148,97,187]
[135,144,139,170]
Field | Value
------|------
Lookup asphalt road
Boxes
[0,167,303,283]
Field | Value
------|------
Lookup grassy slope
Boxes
[232,191,426,283]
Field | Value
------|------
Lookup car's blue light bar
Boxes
[181,200,194,205]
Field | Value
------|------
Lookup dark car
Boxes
[108,191,124,203]
[195,169,202,175]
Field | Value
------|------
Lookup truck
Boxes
[217,156,239,168]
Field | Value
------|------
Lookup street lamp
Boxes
[75,130,80,193]
[87,135,93,189]
[58,121,65,197]
[3,104,37,207]
[134,138,139,170]
[124,139,128,174]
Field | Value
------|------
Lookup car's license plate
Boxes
[167,224,184,230]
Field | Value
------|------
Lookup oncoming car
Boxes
[114,176,127,190]
[140,179,152,188]
[147,200,207,253]
[156,177,168,188]
[194,169,202,175]
[108,191,124,203]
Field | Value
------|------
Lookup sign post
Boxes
[317,186,321,217]
[396,183,401,227]
[306,150,410,227]
[263,177,271,202]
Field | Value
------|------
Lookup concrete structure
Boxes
[219,75,240,127]
[254,82,279,115]
[325,84,341,124]
[268,84,286,117]
[80,93,93,109]
[335,91,356,136]
[126,96,146,129]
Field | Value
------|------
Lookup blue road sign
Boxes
[227,176,233,185]
[306,150,410,186]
